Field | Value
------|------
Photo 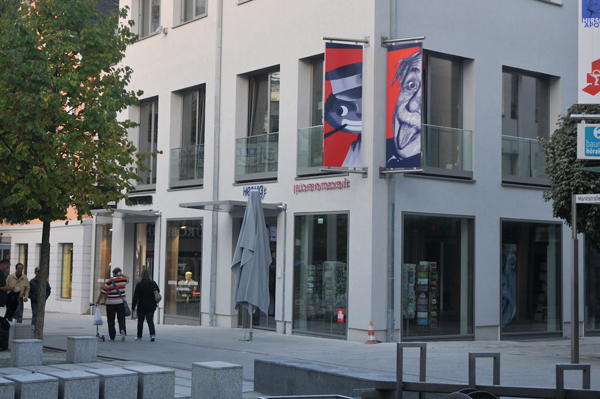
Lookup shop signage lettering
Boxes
[242,185,266,199]
[167,227,201,238]
[293,178,350,194]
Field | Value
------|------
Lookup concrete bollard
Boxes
[10,339,43,367]
[66,336,98,363]
[191,361,242,399]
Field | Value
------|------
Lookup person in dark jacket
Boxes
[131,269,159,341]
[29,267,51,325]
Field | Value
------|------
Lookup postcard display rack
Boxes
[304,261,347,321]
[403,261,439,331]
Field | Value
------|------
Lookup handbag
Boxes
[154,288,162,303]
[111,279,131,317]
[92,306,103,326]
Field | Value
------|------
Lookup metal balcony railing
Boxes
[235,133,278,182]
[170,144,204,188]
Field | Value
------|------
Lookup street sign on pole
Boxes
[575,193,600,203]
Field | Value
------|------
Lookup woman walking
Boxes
[132,269,159,341]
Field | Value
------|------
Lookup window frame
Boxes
[137,97,159,191]
[247,70,280,137]
[139,0,161,39]
[179,0,207,24]
[60,243,73,299]
[501,67,551,186]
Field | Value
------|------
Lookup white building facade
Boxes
[5,0,596,342]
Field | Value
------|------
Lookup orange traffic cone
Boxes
[365,321,378,344]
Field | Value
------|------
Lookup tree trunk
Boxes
[34,220,51,340]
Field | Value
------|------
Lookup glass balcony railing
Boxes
[235,133,278,182]
[170,144,204,188]
[422,124,473,175]
[501,135,548,184]
[297,125,324,175]
[296,123,473,178]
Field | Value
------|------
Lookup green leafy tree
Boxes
[542,103,600,249]
[0,0,149,338]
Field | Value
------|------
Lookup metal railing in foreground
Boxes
[396,343,594,399]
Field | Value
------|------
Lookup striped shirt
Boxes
[100,276,129,305]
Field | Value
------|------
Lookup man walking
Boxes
[6,263,30,323]
[0,260,15,309]
[29,267,51,325]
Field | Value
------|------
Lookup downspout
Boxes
[279,204,288,334]
[89,215,98,311]
[386,0,398,342]
[155,211,162,323]
[209,0,224,327]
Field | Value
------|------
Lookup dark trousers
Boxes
[136,310,156,338]
[31,301,38,325]
[106,303,126,340]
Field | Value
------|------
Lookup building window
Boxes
[501,220,561,336]
[138,99,159,188]
[293,213,348,338]
[420,53,472,174]
[501,69,550,183]
[311,59,324,127]
[171,88,205,187]
[180,0,206,23]
[297,58,325,175]
[61,244,73,299]
[165,220,202,322]
[235,70,280,181]
[140,0,161,38]
[248,71,280,136]
[18,244,28,274]
[402,214,474,338]
[93,224,112,302]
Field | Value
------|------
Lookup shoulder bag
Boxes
[154,282,162,303]
[111,279,131,316]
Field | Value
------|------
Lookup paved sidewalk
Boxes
[25,311,600,397]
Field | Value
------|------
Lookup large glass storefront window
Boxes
[165,219,202,324]
[501,221,561,336]
[93,224,113,302]
[585,240,600,334]
[293,213,348,338]
[402,214,474,338]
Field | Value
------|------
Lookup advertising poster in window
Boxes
[579,1,600,104]
[323,43,363,168]
[386,43,422,169]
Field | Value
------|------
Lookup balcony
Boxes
[502,135,548,186]
[170,144,204,188]
[235,133,278,182]
[422,124,473,178]
[297,125,324,176]
[296,124,473,178]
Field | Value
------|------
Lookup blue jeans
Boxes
[137,310,156,338]
[31,301,38,325]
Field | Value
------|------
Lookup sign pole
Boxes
[572,194,579,364]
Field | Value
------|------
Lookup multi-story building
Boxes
[6,0,595,342]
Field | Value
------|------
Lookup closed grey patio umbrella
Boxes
[231,190,271,341]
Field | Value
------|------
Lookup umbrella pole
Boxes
[248,304,253,341]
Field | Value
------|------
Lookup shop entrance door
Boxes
[134,223,155,281]
[236,216,277,330]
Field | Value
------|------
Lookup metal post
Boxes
[571,194,579,364]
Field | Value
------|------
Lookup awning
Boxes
[91,208,160,223]
[179,200,283,217]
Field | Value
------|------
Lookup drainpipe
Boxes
[209,0,224,327]
[278,204,288,334]
[89,215,98,310]
[386,0,399,343]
